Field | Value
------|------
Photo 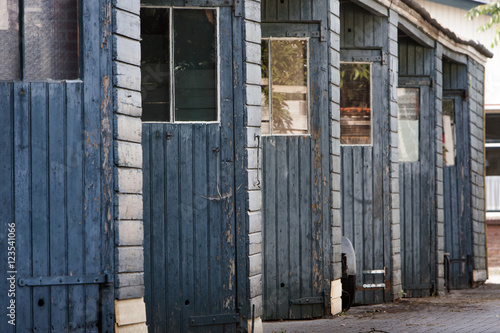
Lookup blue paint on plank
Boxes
[0,82,15,333]
[48,83,69,330]
[164,124,181,328]
[14,82,33,332]
[30,82,51,332]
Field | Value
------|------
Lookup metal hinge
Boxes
[189,313,239,326]
[290,291,330,308]
[233,0,242,16]
[18,273,113,287]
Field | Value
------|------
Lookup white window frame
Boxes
[261,37,310,136]
[339,61,373,146]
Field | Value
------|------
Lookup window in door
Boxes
[340,63,372,145]
[398,88,420,162]
[261,38,309,135]
[141,7,218,122]
[442,99,456,166]
[0,0,79,80]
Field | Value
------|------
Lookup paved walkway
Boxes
[263,281,500,333]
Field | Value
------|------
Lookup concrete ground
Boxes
[263,269,500,333]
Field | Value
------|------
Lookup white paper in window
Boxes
[398,88,419,162]
[0,0,8,30]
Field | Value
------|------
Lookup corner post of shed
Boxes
[111,0,148,331]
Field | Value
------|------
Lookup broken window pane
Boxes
[442,99,456,166]
[261,39,309,135]
[0,0,20,80]
[141,8,171,122]
[24,0,79,79]
[174,9,217,122]
[398,88,419,162]
[340,63,371,145]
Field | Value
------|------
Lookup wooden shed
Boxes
[338,0,491,305]
[0,0,265,332]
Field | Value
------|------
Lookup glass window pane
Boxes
[442,99,456,166]
[486,114,500,142]
[24,0,79,79]
[487,148,500,176]
[340,63,371,145]
[141,8,170,122]
[398,88,419,162]
[174,9,217,122]
[269,39,308,135]
[0,0,20,80]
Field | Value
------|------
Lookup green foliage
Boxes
[466,1,500,47]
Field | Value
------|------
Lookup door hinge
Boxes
[290,291,330,307]
[18,273,113,287]
[189,313,239,326]
[234,0,242,16]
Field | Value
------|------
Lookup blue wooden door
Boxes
[443,94,473,289]
[141,6,242,332]
[398,84,437,297]
[261,35,333,320]
[0,82,114,332]
[340,52,392,305]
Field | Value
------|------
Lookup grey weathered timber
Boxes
[398,37,437,297]
[442,59,473,289]
[340,2,392,305]
[261,0,332,320]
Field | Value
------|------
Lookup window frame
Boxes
[140,6,221,124]
[0,0,81,81]
[339,61,373,146]
[397,86,420,163]
[260,37,311,136]
[442,97,457,166]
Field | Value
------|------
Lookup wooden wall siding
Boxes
[442,58,473,288]
[398,35,437,297]
[340,2,385,49]
[262,0,318,21]
[142,6,244,331]
[398,37,433,76]
[340,2,393,305]
[467,59,487,277]
[261,32,331,319]
[442,60,468,90]
[0,81,114,332]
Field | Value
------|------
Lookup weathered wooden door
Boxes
[0,81,115,332]
[340,51,392,305]
[398,83,437,297]
[0,0,114,329]
[141,5,242,332]
[261,31,332,319]
[443,93,473,289]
